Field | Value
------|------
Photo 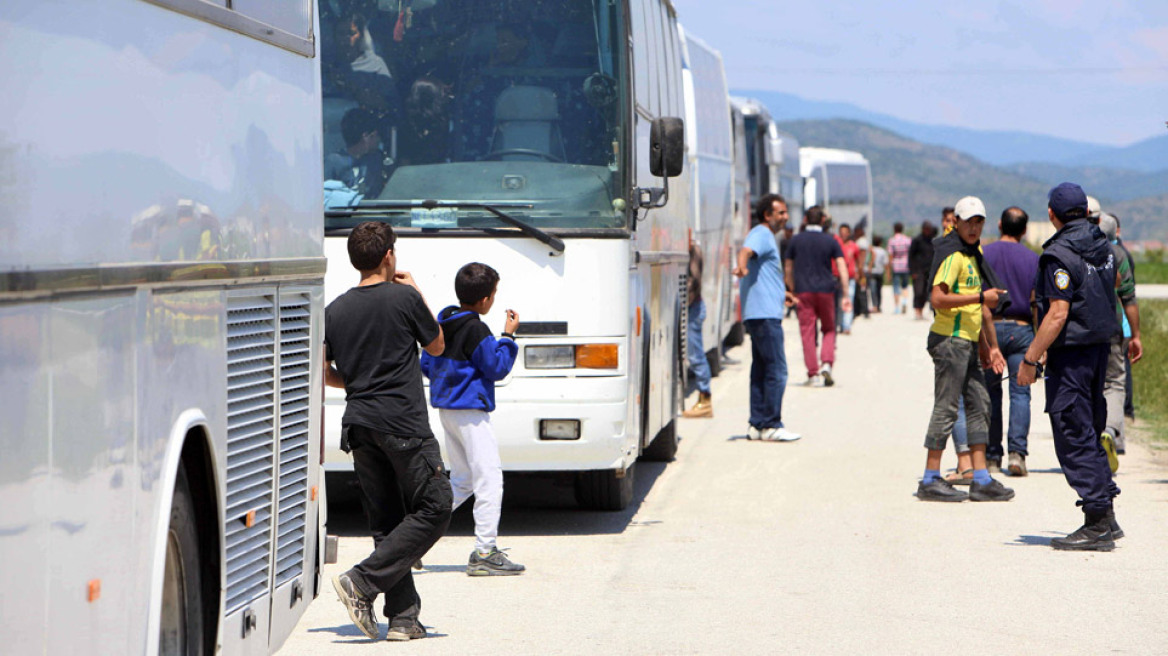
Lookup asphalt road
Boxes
[281,307,1168,655]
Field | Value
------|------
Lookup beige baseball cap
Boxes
[954,196,986,221]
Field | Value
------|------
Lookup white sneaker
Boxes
[758,427,779,441]
[819,364,834,387]
[772,428,802,442]
[803,375,822,387]
[746,425,761,440]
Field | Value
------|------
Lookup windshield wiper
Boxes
[327,199,565,253]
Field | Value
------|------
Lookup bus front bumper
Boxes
[324,375,634,473]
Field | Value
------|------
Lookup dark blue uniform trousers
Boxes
[1045,344,1120,515]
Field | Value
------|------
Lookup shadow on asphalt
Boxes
[1024,467,1065,475]
[326,459,671,539]
[307,624,449,641]
[1009,534,1057,547]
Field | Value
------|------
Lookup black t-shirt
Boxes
[325,282,440,437]
[786,229,843,294]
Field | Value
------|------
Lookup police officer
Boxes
[1018,182,1121,551]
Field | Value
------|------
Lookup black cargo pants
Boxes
[346,424,453,619]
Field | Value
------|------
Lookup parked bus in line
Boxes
[320,0,689,510]
[725,97,802,345]
[0,1,327,654]
[679,28,735,376]
[800,147,874,233]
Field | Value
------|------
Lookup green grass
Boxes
[1133,299,1168,441]
[1134,257,1168,284]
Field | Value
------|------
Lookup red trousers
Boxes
[796,292,836,377]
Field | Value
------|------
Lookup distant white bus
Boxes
[319,0,689,510]
[1,2,326,654]
[800,147,874,233]
[680,28,735,373]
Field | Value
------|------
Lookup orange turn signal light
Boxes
[244,510,256,528]
[88,579,101,602]
[575,344,619,369]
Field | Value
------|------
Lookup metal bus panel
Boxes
[1,0,325,653]
[680,27,736,357]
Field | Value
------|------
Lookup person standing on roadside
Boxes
[1018,183,1121,551]
[853,225,871,319]
[888,222,912,314]
[834,223,861,334]
[682,234,714,418]
[325,221,452,641]
[981,207,1040,476]
[785,205,850,387]
[733,194,801,442]
[1097,212,1143,465]
[908,221,937,320]
[915,197,1013,503]
[867,235,890,313]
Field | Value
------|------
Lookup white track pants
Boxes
[439,408,502,552]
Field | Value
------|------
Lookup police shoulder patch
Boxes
[1054,269,1070,290]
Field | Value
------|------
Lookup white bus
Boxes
[800,147,874,233]
[1,2,327,654]
[726,97,801,345]
[679,29,735,374]
[320,0,689,510]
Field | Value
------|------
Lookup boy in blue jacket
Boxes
[421,262,525,575]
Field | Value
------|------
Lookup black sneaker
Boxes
[467,547,526,576]
[332,573,379,640]
[969,478,1015,502]
[385,616,426,641]
[1107,508,1125,540]
[1051,516,1115,552]
[917,478,968,502]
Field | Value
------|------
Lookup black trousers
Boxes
[911,272,930,310]
[346,425,453,618]
[1045,344,1120,515]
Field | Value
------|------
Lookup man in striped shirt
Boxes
[887,223,912,314]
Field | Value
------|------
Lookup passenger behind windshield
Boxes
[320,0,626,230]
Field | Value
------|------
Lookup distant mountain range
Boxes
[741,89,1168,172]
[775,119,1168,243]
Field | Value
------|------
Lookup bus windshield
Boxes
[321,0,627,232]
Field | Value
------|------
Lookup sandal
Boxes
[944,468,974,486]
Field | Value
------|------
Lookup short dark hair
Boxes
[1000,207,1029,238]
[873,235,884,247]
[347,221,395,271]
[942,207,955,217]
[754,194,787,225]
[805,205,825,226]
[455,262,500,305]
[893,222,904,234]
[341,108,378,148]
[838,223,851,234]
[921,220,936,237]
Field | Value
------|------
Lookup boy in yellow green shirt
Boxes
[916,197,1016,502]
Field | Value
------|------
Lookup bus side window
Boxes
[232,0,313,39]
[631,0,650,110]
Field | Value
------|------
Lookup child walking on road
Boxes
[422,262,526,576]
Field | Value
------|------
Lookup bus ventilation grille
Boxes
[275,291,312,588]
[225,293,277,614]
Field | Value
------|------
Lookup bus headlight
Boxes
[524,344,619,369]
[525,345,575,369]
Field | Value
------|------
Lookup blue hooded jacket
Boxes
[420,306,518,411]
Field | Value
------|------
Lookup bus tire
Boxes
[159,466,205,656]
[574,465,634,511]
[642,419,678,462]
[723,321,744,348]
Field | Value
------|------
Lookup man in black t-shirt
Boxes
[324,221,451,641]
[785,205,849,387]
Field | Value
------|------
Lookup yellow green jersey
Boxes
[930,250,983,342]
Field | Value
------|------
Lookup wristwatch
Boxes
[978,290,985,305]
[1022,357,1039,368]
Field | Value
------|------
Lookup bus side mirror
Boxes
[650,117,684,178]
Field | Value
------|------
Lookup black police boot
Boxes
[1107,508,1124,540]
[1050,512,1115,552]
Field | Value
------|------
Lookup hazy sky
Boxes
[673,0,1168,146]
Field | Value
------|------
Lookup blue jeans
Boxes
[835,279,856,331]
[744,318,788,429]
[985,321,1034,458]
[686,299,711,395]
[952,398,969,454]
